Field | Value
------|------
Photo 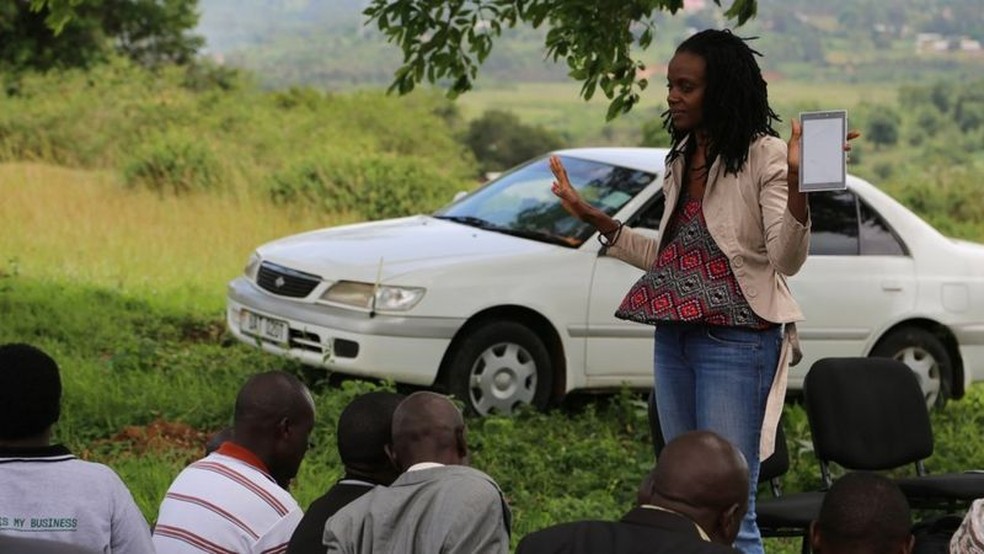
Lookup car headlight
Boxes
[244,252,261,280]
[320,281,425,312]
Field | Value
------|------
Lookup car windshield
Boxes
[434,155,657,247]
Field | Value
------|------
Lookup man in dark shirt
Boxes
[322,391,510,554]
[286,391,404,554]
[810,472,914,554]
[516,430,749,554]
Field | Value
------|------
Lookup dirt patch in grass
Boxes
[88,419,219,459]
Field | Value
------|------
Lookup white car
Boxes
[226,148,984,414]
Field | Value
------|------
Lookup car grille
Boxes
[256,262,321,298]
[287,330,359,359]
[290,329,323,353]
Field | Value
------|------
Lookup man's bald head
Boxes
[640,430,749,545]
[388,392,467,470]
[234,371,313,428]
[232,371,315,488]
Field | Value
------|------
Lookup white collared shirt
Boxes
[406,462,445,472]
[639,504,712,542]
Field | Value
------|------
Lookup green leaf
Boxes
[581,80,598,102]
[724,0,758,25]
[606,96,626,121]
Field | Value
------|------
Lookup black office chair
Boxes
[804,357,984,510]
[755,426,824,554]
[647,390,822,554]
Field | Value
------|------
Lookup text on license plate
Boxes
[240,310,289,344]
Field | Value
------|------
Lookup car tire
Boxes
[445,320,553,416]
[870,327,953,409]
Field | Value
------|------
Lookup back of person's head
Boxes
[388,391,466,471]
[232,370,316,488]
[0,343,62,442]
[811,472,914,554]
[337,391,404,484]
[639,430,749,545]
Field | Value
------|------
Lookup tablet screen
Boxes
[800,111,846,191]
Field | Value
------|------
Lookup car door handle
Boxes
[881,281,904,292]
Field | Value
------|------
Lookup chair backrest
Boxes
[760,422,790,483]
[803,357,934,478]
[647,389,666,459]
[648,389,789,487]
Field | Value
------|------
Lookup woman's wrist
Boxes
[787,168,802,193]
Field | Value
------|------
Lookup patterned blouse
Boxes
[615,189,772,328]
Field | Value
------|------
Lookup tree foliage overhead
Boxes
[364,0,757,120]
[2,0,202,72]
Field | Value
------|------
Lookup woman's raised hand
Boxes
[549,155,589,221]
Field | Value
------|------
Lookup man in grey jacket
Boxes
[323,391,511,554]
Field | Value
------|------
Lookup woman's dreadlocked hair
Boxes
[664,29,781,176]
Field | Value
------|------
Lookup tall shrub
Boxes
[123,130,223,194]
[268,152,463,219]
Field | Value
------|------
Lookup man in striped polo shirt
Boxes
[154,370,316,554]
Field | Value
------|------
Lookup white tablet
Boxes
[799,110,847,192]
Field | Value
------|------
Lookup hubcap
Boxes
[893,346,941,407]
[468,342,537,415]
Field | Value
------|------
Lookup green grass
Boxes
[0,163,348,314]
[4,274,984,553]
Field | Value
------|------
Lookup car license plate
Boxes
[240,310,289,345]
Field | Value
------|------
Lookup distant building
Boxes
[915,33,983,54]
[959,38,982,52]
[916,33,949,53]
[683,0,707,12]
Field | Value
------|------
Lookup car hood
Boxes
[257,215,561,282]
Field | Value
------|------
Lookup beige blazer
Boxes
[606,134,810,458]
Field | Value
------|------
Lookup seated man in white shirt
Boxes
[0,343,154,554]
[323,391,511,554]
[154,370,316,554]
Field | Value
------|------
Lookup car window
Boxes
[859,200,908,256]
[809,190,860,256]
[628,195,665,231]
[435,156,656,247]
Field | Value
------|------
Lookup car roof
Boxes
[553,147,669,174]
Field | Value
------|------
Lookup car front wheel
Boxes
[445,320,553,416]
[870,326,953,409]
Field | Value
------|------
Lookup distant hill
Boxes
[195,0,984,89]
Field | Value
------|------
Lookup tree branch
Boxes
[364,0,757,120]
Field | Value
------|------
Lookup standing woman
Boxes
[550,29,855,554]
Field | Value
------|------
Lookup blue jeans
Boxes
[653,322,782,554]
